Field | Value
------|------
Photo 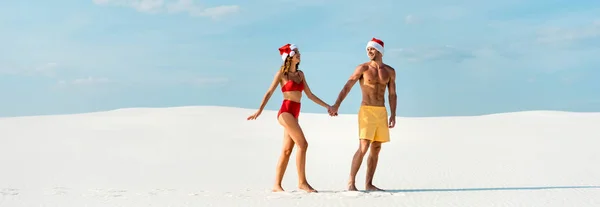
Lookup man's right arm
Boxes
[333,64,366,108]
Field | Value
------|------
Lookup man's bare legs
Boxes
[348,139,383,191]
[365,142,383,191]
[272,131,294,192]
[275,113,317,193]
[348,139,371,191]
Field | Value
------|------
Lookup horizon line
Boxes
[1,105,599,119]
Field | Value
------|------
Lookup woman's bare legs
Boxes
[272,130,294,192]
[276,112,317,193]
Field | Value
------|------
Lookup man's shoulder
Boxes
[356,62,371,70]
[383,64,396,77]
[383,63,395,71]
[352,63,370,73]
[357,62,370,68]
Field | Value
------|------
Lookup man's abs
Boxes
[359,83,387,106]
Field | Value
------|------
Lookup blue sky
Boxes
[1,0,599,117]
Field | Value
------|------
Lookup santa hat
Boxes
[279,43,297,61]
[366,37,384,56]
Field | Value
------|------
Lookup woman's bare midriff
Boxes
[282,91,302,103]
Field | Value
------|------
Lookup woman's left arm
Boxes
[301,71,330,109]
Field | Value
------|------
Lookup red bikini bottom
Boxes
[278,99,301,119]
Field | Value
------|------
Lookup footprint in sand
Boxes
[50,187,70,195]
[87,188,127,198]
[339,190,366,198]
[189,190,213,197]
[366,192,387,198]
[265,190,299,199]
[0,188,19,196]
[107,189,127,197]
[147,188,176,196]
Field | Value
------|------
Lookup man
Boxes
[329,37,397,191]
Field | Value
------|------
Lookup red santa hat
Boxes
[279,43,298,61]
[366,37,384,56]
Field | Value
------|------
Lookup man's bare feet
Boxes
[298,183,317,193]
[347,183,358,191]
[272,185,284,192]
[365,184,383,191]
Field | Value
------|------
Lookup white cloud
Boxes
[166,0,239,19]
[405,15,417,24]
[93,0,239,19]
[93,0,164,13]
[92,0,112,4]
[1,62,59,77]
[33,62,59,76]
[198,5,240,19]
[133,0,164,13]
[536,21,600,44]
[58,77,111,86]
[165,0,192,12]
[391,45,475,63]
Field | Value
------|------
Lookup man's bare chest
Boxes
[362,67,390,84]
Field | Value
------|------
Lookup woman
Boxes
[247,43,331,193]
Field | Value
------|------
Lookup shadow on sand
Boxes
[318,185,600,193]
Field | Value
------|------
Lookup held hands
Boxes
[327,104,339,116]
[247,110,262,120]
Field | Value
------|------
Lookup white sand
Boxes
[1,106,599,207]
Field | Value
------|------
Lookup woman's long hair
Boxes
[280,55,300,74]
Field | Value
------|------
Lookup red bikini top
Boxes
[281,80,304,92]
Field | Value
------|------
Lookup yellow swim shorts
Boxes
[358,105,390,143]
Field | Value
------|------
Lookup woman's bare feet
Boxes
[347,183,358,191]
[272,185,285,192]
[298,182,317,193]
